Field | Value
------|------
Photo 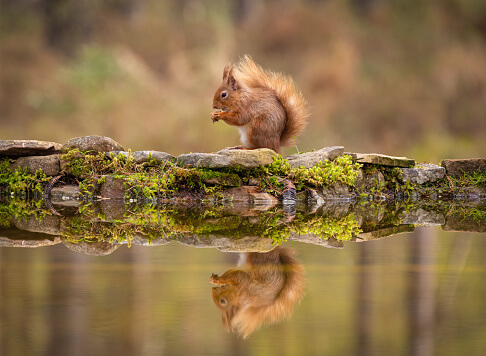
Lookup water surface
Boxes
[2,225,486,356]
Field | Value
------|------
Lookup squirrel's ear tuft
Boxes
[223,65,231,80]
[227,67,239,90]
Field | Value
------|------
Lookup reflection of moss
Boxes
[54,203,362,246]
[0,159,51,196]
[292,213,362,241]
[0,198,51,228]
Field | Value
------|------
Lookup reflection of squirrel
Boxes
[210,247,306,339]
[211,55,309,153]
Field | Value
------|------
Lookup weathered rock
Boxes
[100,199,126,221]
[11,155,60,176]
[178,152,231,168]
[0,139,62,157]
[400,164,445,184]
[441,158,486,177]
[356,225,415,240]
[202,173,242,187]
[217,148,278,168]
[289,232,344,249]
[355,169,385,191]
[176,233,276,252]
[100,175,126,199]
[60,236,121,256]
[131,234,172,246]
[399,208,445,226]
[442,214,486,233]
[12,215,61,235]
[49,185,82,205]
[0,235,61,248]
[178,148,278,169]
[353,153,415,167]
[223,186,259,203]
[285,146,344,168]
[62,135,125,153]
[305,188,324,213]
[352,203,385,227]
[249,192,278,206]
[107,150,175,164]
[320,183,352,200]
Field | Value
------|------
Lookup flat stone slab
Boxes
[441,158,486,177]
[11,155,61,176]
[0,140,62,157]
[49,185,82,202]
[356,225,415,240]
[399,208,445,226]
[62,135,125,153]
[353,153,415,167]
[400,163,445,184]
[285,146,344,168]
[107,150,175,164]
[178,148,278,169]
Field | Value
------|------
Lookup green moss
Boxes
[0,158,51,196]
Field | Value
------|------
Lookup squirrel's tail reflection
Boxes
[210,247,306,339]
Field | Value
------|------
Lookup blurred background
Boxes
[1,0,485,160]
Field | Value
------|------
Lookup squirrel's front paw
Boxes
[210,273,220,284]
[211,111,222,123]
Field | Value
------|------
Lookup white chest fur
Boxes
[238,126,252,148]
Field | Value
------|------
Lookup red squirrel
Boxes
[210,247,306,339]
[211,55,309,153]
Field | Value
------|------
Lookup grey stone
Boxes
[12,215,61,235]
[49,185,82,202]
[178,148,278,169]
[0,235,61,248]
[306,188,324,213]
[62,135,124,153]
[107,150,175,164]
[353,153,415,167]
[285,146,345,168]
[60,236,120,256]
[355,169,385,191]
[441,158,486,177]
[0,139,62,157]
[400,163,445,184]
[176,234,276,252]
[178,152,231,168]
[223,186,259,203]
[289,232,344,249]
[399,208,445,226]
[100,175,126,199]
[443,214,486,233]
[356,225,415,240]
[320,183,352,200]
[216,148,279,168]
[202,173,242,187]
[11,155,61,176]
[249,192,278,206]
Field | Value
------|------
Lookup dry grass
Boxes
[1,1,485,160]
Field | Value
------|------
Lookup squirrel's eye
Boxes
[220,298,227,305]
[221,91,227,98]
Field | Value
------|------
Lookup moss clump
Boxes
[0,159,51,197]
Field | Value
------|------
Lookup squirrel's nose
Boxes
[213,105,217,109]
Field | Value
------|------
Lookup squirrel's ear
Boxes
[223,65,231,81]
[227,67,239,90]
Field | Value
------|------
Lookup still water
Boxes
[1,227,486,356]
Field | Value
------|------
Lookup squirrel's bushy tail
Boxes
[235,55,310,147]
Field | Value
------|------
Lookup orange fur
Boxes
[211,55,309,153]
[210,247,306,339]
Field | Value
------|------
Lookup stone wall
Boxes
[1,135,485,204]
